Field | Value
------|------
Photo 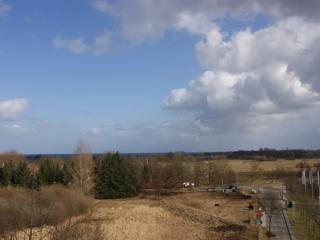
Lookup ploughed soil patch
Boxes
[210,224,246,232]
[209,224,249,240]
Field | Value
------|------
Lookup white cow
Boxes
[182,182,195,189]
[182,182,190,188]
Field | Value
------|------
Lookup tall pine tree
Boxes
[94,153,140,199]
[15,161,31,186]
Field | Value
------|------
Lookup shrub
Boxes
[50,216,104,240]
[296,160,310,169]
[0,185,92,239]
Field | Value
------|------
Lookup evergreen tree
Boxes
[54,164,64,184]
[10,168,18,185]
[142,163,152,184]
[2,163,13,186]
[37,159,58,185]
[0,167,7,186]
[62,163,73,185]
[94,153,140,199]
[15,161,31,186]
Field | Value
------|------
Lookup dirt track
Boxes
[260,188,296,240]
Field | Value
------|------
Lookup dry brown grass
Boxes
[48,215,104,240]
[0,185,93,239]
[226,159,320,173]
[91,191,263,240]
[7,189,267,240]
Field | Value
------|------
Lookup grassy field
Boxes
[10,157,317,240]
[226,159,320,173]
[90,191,267,240]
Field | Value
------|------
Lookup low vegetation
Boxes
[286,177,320,239]
[0,185,94,240]
[91,191,262,240]
[2,145,317,239]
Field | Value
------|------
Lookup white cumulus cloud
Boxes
[0,98,28,120]
[74,0,320,140]
[164,17,320,132]
[91,0,320,43]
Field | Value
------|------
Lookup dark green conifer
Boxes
[15,161,31,186]
[94,153,140,199]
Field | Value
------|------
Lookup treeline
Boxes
[25,149,320,162]
[0,152,73,188]
[139,154,236,192]
[0,150,142,199]
[94,152,236,198]
[225,149,320,160]
[0,142,104,240]
[0,144,237,199]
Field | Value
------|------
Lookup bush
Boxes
[0,185,92,239]
[313,162,320,168]
[50,216,104,240]
[296,161,310,169]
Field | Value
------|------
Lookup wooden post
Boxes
[312,181,314,201]
[305,181,307,192]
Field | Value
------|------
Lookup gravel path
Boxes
[260,188,297,240]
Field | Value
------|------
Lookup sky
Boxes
[1,0,320,154]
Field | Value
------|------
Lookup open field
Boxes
[12,190,268,240]
[90,191,267,240]
[2,155,317,240]
[225,159,320,173]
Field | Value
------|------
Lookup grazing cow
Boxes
[182,182,190,188]
[182,182,195,190]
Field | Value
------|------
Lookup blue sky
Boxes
[1,0,320,153]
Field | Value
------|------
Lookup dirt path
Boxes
[260,188,296,240]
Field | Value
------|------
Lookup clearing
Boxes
[91,191,267,240]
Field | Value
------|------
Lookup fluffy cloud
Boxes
[53,30,113,55]
[91,0,252,42]
[88,0,320,138]
[90,1,320,138]
[91,0,320,42]
[0,0,10,19]
[0,98,28,120]
[164,17,320,132]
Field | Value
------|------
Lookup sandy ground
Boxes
[91,191,266,240]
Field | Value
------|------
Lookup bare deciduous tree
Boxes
[208,159,236,187]
[71,140,94,194]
